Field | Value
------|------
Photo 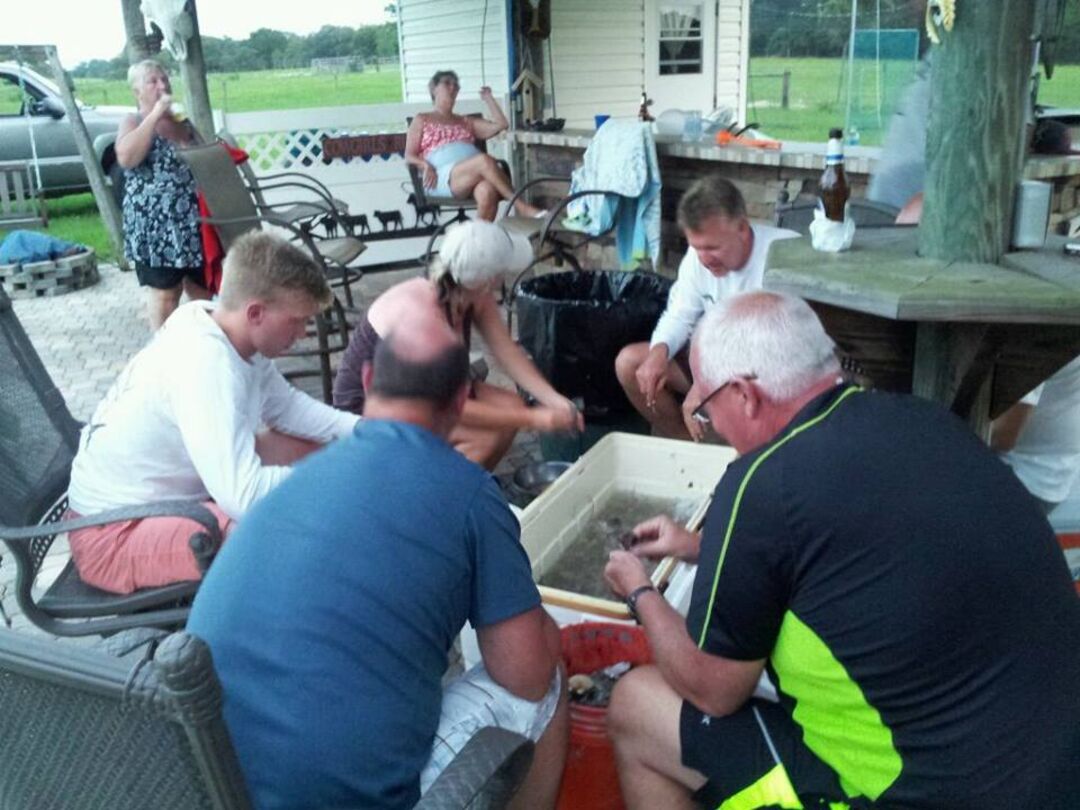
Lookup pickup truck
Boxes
[0,61,130,196]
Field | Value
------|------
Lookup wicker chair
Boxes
[0,629,251,809]
[0,287,222,637]
[0,628,533,809]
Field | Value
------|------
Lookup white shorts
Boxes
[419,663,562,794]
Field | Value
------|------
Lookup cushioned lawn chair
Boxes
[180,141,357,402]
[0,627,533,809]
[773,197,902,234]
[0,287,222,637]
[218,130,351,236]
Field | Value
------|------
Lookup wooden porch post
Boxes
[177,1,215,141]
[918,1,1037,264]
[121,0,155,63]
[44,48,128,269]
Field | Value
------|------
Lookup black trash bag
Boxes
[516,271,672,420]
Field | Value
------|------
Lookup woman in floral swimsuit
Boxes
[115,59,207,329]
[405,69,543,221]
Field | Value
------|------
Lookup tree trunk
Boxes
[121,0,154,63]
[178,1,215,141]
[919,0,1037,264]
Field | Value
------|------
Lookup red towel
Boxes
[199,143,250,294]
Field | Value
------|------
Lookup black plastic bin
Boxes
[516,270,672,420]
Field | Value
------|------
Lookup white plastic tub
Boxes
[461,433,737,667]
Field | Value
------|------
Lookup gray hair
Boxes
[676,176,747,231]
[694,292,840,402]
[127,59,167,90]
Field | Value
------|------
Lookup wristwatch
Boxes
[625,584,657,624]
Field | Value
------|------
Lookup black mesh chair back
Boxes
[0,287,81,530]
[0,287,221,636]
[0,629,252,810]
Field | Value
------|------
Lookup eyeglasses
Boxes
[691,374,757,424]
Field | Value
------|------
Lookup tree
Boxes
[247,28,290,70]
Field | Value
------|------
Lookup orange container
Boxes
[556,623,652,810]
[1058,532,1080,595]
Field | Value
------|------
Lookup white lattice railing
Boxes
[212,98,510,265]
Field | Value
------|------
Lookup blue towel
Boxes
[562,120,662,269]
[0,230,86,264]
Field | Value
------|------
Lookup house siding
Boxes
[544,0,647,128]
[398,0,512,102]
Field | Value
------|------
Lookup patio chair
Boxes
[0,629,252,809]
[406,114,513,225]
[0,286,222,637]
[179,141,357,402]
[218,130,351,236]
[0,628,533,810]
[774,197,902,234]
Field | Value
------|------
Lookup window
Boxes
[659,4,704,76]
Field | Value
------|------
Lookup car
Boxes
[0,62,131,196]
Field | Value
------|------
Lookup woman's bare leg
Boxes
[148,285,183,330]
[183,277,212,302]
[449,383,520,470]
[449,153,542,218]
[474,180,500,222]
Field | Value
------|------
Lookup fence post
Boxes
[781,70,790,110]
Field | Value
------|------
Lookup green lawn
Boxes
[747,57,1080,145]
[44,193,120,261]
[73,67,403,113]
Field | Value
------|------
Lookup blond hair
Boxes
[127,59,167,91]
[218,232,332,311]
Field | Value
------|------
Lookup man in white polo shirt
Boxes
[615,176,797,440]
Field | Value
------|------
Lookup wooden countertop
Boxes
[763,230,1080,324]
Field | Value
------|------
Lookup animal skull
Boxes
[141,0,195,61]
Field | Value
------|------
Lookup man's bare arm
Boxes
[477,606,560,701]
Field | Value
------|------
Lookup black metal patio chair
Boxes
[0,627,533,809]
[774,197,902,234]
[0,286,222,637]
[180,141,358,402]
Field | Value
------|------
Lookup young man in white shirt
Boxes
[67,231,359,594]
[615,176,797,440]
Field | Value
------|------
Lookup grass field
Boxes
[747,57,1080,145]
[72,67,404,113]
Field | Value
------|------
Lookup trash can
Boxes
[516,271,671,422]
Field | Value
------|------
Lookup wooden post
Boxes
[44,48,128,270]
[177,1,215,141]
[781,70,790,110]
[919,1,1037,264]
[121,0,155,63]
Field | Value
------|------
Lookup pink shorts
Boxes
[68,502,234,595]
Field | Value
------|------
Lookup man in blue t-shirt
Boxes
[603,291,1080,809]
[188,317,568,810]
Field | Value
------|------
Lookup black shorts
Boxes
[680,698,864,809]
[135,263,206,291]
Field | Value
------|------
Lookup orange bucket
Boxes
[1057,532,1080,595]
[556,622,651,810]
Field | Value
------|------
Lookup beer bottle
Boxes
[819,127,849,222]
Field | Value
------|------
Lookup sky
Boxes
[5,0,394,67]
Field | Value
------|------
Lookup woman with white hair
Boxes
[115,58,207,329]
[333,220,583,469]
[404,69,543,221]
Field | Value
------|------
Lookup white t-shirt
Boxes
[1001,355,1080,505]
[69,301,359,518]
[649,223,798,356]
